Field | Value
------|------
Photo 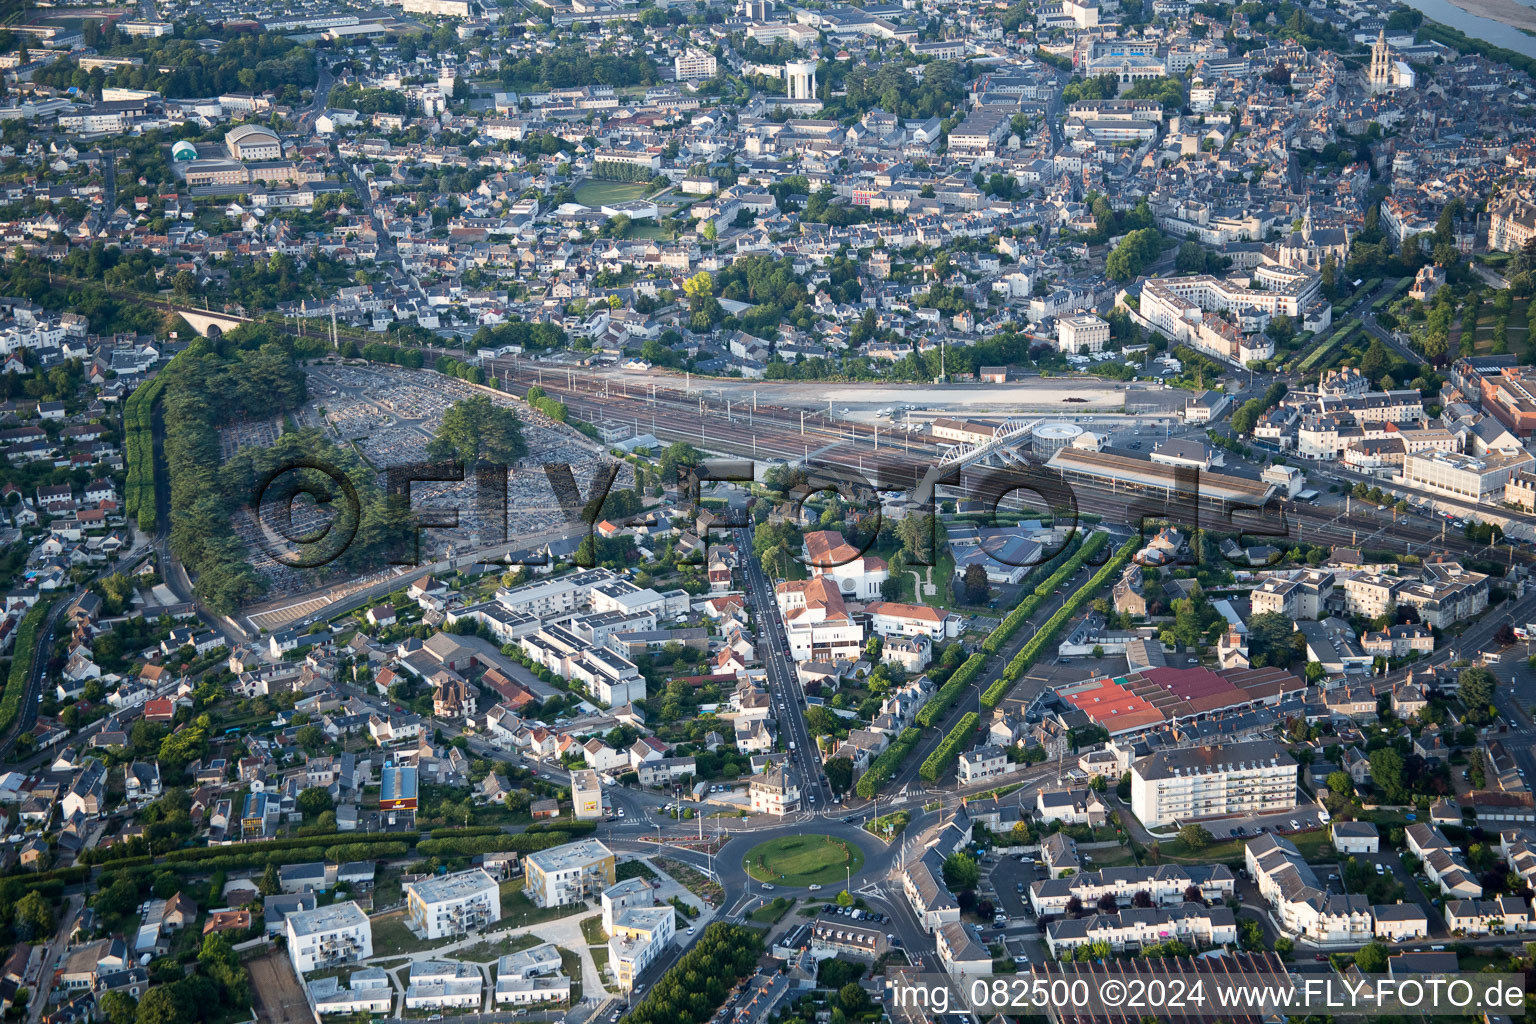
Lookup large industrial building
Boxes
[1054,665,1306,741]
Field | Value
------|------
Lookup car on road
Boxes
[761,883,775,891]
[1289,819,1300,830]
[808,884,822,891]
[1375,863,1385,875]
[686,926,695,935]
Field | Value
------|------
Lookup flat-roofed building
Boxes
[405,869,501,940]
[523,839,615,908]
[1398,448,1535,502]
[1057,313,1109,354]
[286,901,372,975]
[1131,740,1297,828]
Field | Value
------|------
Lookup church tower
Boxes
[1369,28,1392,93]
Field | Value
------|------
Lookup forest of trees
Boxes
[498,44,658,90]
[35,31,316,100]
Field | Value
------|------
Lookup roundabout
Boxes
[741,834,866,887]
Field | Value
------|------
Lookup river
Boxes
[1402,0,1536,59]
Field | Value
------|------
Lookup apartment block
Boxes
[524,839,615,908]
[1130,740,1297,828]
[287,901,373,976]
[405,869,502,940]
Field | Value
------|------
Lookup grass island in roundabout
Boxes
[742,834,865,887]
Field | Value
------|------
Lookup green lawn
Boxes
[498,884,581,927]
[580,914,606,946]
[558,948,583,1005]
[742,835,865,886]
[749,897,795,925]
[369,911,437,956]
[457,932,543,962]
[574,179,650,207]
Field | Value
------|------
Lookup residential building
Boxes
[405,869,502,940]
[286,902,373,976]
[523,840,615,908]
[1130,740,1297,827]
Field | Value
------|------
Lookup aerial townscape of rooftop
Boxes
[5,0,1536,1021]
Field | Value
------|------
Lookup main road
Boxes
[735,525,834,808]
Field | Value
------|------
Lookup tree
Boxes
[1359,338,1390,379]
[1274,937,1293,959]
[99,992,138,1024]
[1131,890,1153,908]
[1457,666,1495,724]
[296,786,333,818]
[824,756,853,794]
[1354,941,1389,973]
[1065,895,1084,917]
[1370,747,1408,803]
[1178,824,1214,851]
[134,987,185,1024]
[942,851,979,891]
[1105,228,1163,282]
[804,705,833,736]
[1326,770,1353,798]
[835,888,855,907]
[14,890,54,939]
[839,982,869,1016]
[259,862,281,896]
[1096,892,1118,912]
[1175,241,1208,274]
[1182,883,1205,905]
[961,563,991,604]
[428,394,527,466]
[683,271,714,302]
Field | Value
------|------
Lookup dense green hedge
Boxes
[416,831,576,857]
[915,652,985,728]
[1,600,52,736]
[124,375,166,531]
[983,536,1140,707]
[855,726,922,798]
[920,712,979,782]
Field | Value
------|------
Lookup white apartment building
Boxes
[1045,903,1237,956]
[957,744,1009,785]
[1028,864,1235,916]
[1246,834,1373,942]
[1342,563,1489,629]
[935,922,992,982]
[1130,740,1297,828]
[865,601,962,640]
[1057,313,1110,354]
[524,839,615,908]
[287,901,373,975]
[1249,569,1333,620]
[1140,269,1323,366]
[1488,194,1536,254]
[494,944,571,1006]
[674,48,718,81]
[403,960,482,1010]
[776,577,863,662]
[405,869,502,940]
